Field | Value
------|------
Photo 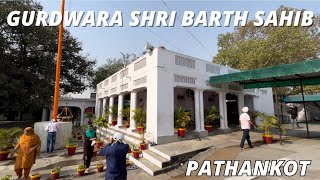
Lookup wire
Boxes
[122,11,184,53]
[161,0,214,58]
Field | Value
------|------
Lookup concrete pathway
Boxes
[1,125,320,179]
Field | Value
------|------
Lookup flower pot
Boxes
[128,148,132,153]
[112,120,117,126]
[125,124,130,128]
[262,134,273,144]
[205,125,213,132]
[66,144,78,155]
[177,128,186,137]
[132,150,141,159]
[96,164,104,173]
[0,150,9,161]
[77,169,85,176]
[137,126,144,134]
[139,143,148,150]
[30,174,41,180]
[95,141,103,148]
[50,171,60,179]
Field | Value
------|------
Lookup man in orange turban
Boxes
[11,127,41,179]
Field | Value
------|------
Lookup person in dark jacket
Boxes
[99,132,129,180]
[290,106,300,128]
[83,125,97,173]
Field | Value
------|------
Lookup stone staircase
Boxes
[96,126,212,176]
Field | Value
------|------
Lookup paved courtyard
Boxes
[1,124,320,179]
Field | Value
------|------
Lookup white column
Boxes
[41,108,48,121]
[194,89,201,132]
[199,90,205,131]
[117,94,124,127]
[238,94,245,115]
[80,107,85,126]
[129,90,137,131]
[223,93,229,129]
[219,91,226,129]
[108,96,114,124]
[102,98,107,115]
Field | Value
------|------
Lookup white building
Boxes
[95,47,274,144]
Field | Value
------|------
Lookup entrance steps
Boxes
[96,126,214,176]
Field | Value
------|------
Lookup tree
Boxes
[0,1,95,120]
[91,53,137,89]
[214,6,320,94]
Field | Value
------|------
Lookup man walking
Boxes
[99,132,129,180]
[239,107,256,150]
[45,119,59,153]
[290,106,300,128]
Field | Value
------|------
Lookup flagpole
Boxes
[52,0,65,121]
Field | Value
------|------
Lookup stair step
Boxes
[149,146,171,161]
[142,149,171,168]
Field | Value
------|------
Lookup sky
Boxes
[37,0,320,98]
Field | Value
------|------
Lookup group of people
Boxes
[10,120,129,180]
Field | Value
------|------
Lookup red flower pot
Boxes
[137,126,144,133]
[0,151,9,161]
[125,124,130,128]
[77,170,85,176]
[132,151,141,159]
[66,145,77,155]
[50,172,60,179]
[177,128,186,137]
[205,125,213,132]
[96,141,103,148]
[96,165,104,173]
[262,135,273,144]
[139,143,148,150]
[112,120,117,126]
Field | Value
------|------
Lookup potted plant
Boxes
[0,128,23,161]
[122,107,131,128]
[257,113,285,144]
[95,138,104,148]
[1,175,12,180]
[106,106,118,126]
[175,106,191,137]
[65,137,78,155]
[30,172,41,180]
[132,145,141,159]
[96,156,104,173]
[133,107,146,133]
[93,115,109,129]
[139,131,148,150]
[50,166,61,179]
[204,106,219,132]
[85,112,95,125]
[77,164,86,176]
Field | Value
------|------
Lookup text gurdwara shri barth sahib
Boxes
[7,10,314,27]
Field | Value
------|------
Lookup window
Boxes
[134,58,146,71]
[206,64,220,74]
[175,55,195,69]
[174,75,196,84]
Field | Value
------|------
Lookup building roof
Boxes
[281,94,320,103]
[210,60,320,89]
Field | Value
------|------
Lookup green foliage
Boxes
[65,137,76,147]
[213,6,320,94]
[53,166,61,173]
[133,107,146,126]
[81,125,88,131]
[255,113,285,136]
[122,107,131,121]
[85,112,95,120]
[0,0,95,119]
[106,106,118,119]
[77,164,86,170]
[1,175,12,180]
[93,116,109,128]
[204,106,219,125]
[0,128,23,151]
[132,145,140,151]
[91,53,137,89]
[175,106,191,128]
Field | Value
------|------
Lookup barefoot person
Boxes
[45,119,59,153]
[11,127,41,180]
[99,133,129,180]
[83,125,96,173]
[239,107,256,150]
